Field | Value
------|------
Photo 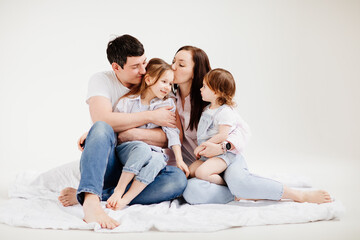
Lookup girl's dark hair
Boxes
[122,58,172,99]
[176,46,211,131]
[106,34,144,68]
[204,68,236,107]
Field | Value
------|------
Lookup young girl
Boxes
[106,58,189,210]
[189,68,246,185]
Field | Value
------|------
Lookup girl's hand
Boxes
[177,161,190,177]
[77,131,88,151]
[194,145,206,158]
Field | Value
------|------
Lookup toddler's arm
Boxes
[205,124,231,144]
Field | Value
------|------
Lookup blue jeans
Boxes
[77,121,187,205]
[183,154,284,204]
[117,141,167,185]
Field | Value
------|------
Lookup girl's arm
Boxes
[172,145,189,177]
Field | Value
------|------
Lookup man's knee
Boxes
[89,121,114,140]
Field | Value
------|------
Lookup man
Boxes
[58,35,187,229]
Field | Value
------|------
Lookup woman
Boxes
[120,45,331,205]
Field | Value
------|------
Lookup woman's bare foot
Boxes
[235,197,258,202]
[298,190,332,204]
[106,191,128,211]
[83,193,120,229]
[58,187,78,206]
[283,186,332,204]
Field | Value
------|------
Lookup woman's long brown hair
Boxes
[176,46,211,131]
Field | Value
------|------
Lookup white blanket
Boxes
[0,161,345,232]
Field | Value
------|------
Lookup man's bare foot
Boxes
[58,187,78,207]
[83,193,120,229]
[106,191,128,211]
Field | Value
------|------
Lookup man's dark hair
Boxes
[106,34,144,68]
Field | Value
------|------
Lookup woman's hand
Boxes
[177,161,190,177]
[77,131,88,152]
[198,141,223,158]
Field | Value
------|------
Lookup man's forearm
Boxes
[118,128,168,148]
[93,111,154,132]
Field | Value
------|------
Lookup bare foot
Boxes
[83,194,120,229]
[235,197,258,202]
[106,191,128,211]
[58,187,78,207]
[298,190,332,204]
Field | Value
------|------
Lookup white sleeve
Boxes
[86,73,112,104]
[216,107,236,127]
[114,98,126,113]
[154,98,181,148]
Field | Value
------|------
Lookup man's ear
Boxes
[111,62,122,72]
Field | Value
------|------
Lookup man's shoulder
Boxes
[90,71,116,82]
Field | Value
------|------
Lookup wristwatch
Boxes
[222,141,232,153]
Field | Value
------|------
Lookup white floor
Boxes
[0,155,359,240]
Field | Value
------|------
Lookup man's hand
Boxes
[151,106,176,128]
[198,141,223,158]
[77,131,88,152]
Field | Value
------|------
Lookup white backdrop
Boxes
[0,0,359,179]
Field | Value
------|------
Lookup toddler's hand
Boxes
[194,145,206,158]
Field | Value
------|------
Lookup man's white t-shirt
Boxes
[86,71,130,110]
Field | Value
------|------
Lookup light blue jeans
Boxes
[77,121,187,205]
[183,154,284,204]
[117,141,168,185]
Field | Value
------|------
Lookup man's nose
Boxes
[139,64,146,74]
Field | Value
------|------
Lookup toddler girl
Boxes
[189,68,245,185]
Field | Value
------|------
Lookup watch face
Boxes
[226,142,231,150]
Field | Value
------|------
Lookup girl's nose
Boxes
[171,64,176,71]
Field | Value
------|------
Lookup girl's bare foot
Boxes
[106,191,128,211]
[58,187,78,206]
[83,193,120,229]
